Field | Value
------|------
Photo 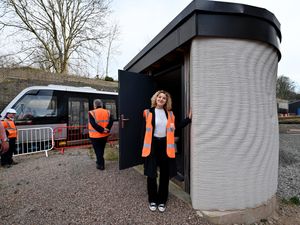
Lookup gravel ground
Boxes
[0,133,300,225]
[0,149,211,225]
[278,133,300,200]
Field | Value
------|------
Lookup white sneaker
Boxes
[149,202,157,212]
[158,204,166,212]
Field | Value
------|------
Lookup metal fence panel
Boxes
[16,127,54,157]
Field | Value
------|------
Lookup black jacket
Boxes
[142,107,191,178]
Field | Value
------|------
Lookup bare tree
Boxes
[276,75,296,100]
[0,53,19,68]
[104,23,119,78]
[0,0,111,74]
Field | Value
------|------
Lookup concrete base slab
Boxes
[198,195,277,225]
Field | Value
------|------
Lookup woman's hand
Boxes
[170,123,175,130]
[188,109,192,119]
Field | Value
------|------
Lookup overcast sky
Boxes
[110,0,300,91]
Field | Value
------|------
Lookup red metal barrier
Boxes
[53,125,118,154]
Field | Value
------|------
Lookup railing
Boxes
[16,127,54,157]
[53,125,91,153]
[14,125,118,156]
[53,125,119,154]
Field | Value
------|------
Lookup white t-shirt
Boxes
[154,108,167,137]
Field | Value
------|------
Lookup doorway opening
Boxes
[153,65,190,192]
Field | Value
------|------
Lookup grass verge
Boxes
[282,196,300,206]
[278,116,300,124]
[87,144,119,161]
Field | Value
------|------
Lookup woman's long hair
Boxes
[151,90,172,111]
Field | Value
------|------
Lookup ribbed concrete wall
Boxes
[190,37,279,210]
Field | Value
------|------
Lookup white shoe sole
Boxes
[149,203,157,212]
[158,204,166,212]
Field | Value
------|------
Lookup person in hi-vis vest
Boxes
[142,90,191,213]
[1,108,17,168]
[88,99,113,170]
[0,120,9,159]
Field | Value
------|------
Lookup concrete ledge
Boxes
[198,195,277,225]
[169,178,192,207]
[287,129,300,134]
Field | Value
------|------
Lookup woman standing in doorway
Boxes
[142,90,191,212]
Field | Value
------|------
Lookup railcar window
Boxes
[103,100,117,120]
[14,93,57,121]
[68,97,89,126]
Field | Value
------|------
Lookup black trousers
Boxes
[90,137,108,167]
[1,138,16,165]
[147,137,169,205]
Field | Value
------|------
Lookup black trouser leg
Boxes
[7,138,16,164]
[157,159,169,204]
[147,176,157,203]
[149,137,170,205]
[90,137,107,167]
[1,151,9,165]
[1,138,15,165]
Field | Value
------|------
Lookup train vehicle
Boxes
[1,85,118,151]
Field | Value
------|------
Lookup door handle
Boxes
[120,114,130,128]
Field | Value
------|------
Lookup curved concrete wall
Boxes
[190,37,279,210]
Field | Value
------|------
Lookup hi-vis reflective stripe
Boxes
[2,119,17,138]
[95,119,110,123]
[92,109,110,123]
[142,109,176,158]
[89,130,100,133]
[166,111,175,158]
[142,109,153,157]
[167,144,175,148]
[143,143,151,149]
[88,108,110,138]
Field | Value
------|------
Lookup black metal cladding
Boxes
[124,0,281,73]
[196,14,280,50]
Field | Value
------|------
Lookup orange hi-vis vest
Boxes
[142,109,176,158]
[88,108,110,138]
[1,118,17,139]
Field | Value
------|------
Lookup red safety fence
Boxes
[53,124,119,154]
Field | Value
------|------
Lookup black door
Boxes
[118,70,155,170]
